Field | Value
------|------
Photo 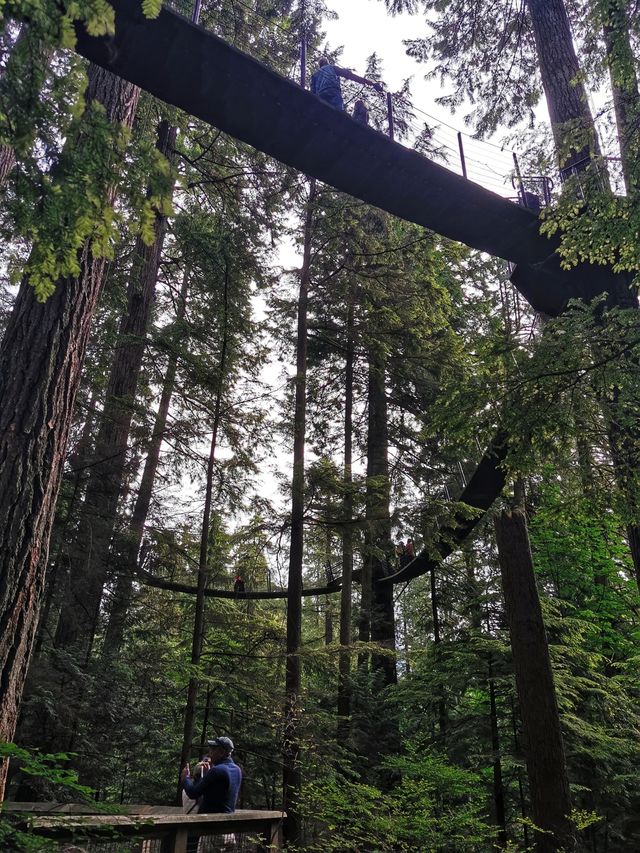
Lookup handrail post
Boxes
[300,36,306,89]
[261,818,284,850]
[386,91,394,141]
[513,152,526,205]
[457,132,467,179]
[171,827,189,853]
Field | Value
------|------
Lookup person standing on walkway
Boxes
[311,56,382,111]
[181,736,242,814]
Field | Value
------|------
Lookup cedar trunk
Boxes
[54,120,177,660]
[526,0,598,170]
[494,509,575,852]
[0,65,139,800]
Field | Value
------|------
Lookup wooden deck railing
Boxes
[2,803,285,851]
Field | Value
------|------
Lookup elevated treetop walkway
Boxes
[73,1,624,318]
[63,2,621,595]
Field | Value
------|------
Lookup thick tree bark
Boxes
[102,271,190,656]
[178,260,230,795]
[526,0,599,171]
[0,142,16,186]
[494,509,575,852]
[54,120,178,661]
[511,695,530,851]
[283,179,316,846]
[337,294,355,741]
[0,65,139,800]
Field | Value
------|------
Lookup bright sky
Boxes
[324,0,430,96]
[321,1,520,195]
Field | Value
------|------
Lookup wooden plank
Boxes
[31,810,286,829]
[2,802,184,815]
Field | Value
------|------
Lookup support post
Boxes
[458,132,467,179]
[171,827,189,853]
[300,37,306,89]
[386,91,394,141]
[513,152,526,205]
[191,0,202,25]
[262,819,284,850]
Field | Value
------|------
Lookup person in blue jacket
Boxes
[181,736,242,814]
[310,56,383,111]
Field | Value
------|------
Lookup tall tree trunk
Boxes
[283,179,316,846]
[367,352,396,686]
[102,271,190,656]
[526,0,599,171]
[178,260,230,796]
[494,509,575,852]
[0,65,139,800]
[34,388,99,656]
[54,120,178,661]
[430,563,447,740]
[528,0,640,584]
[511,695,530,852]
[337,293,355,742]
[600,0,640,196]
[488,653,507,850]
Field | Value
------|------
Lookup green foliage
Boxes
[0,743,95,852]
[300,750,493,852]
[540,178,640,280]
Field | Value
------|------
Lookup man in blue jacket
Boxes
[181,736,242,814]
[311,56,383,111]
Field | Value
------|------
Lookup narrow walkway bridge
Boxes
[63,4,622,595]
[72,1,623,317]
[141,432,507,598]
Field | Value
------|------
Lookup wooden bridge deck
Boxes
[3,803,285,851]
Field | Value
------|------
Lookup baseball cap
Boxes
[207,736,234,752]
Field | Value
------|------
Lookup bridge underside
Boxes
[74,1,624,319]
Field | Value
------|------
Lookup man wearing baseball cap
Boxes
[181,736,242,814]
